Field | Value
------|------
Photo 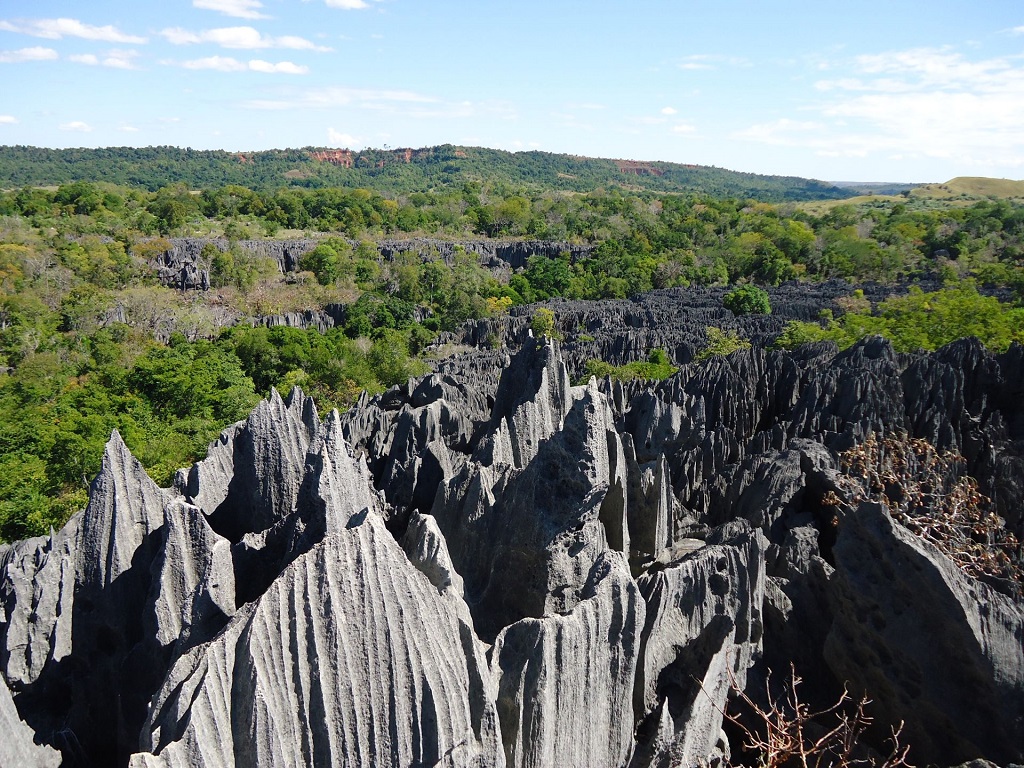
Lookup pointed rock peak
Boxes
[284,385,321,434]
[490,332,571,422]
[102,428,134,469]
[79,430,167,587]
[97,429,158,490]
[304,409,380,532]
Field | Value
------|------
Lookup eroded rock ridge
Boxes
[2,317,1023,767]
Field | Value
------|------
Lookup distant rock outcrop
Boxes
[2,290,1023,766]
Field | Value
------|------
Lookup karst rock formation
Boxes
[2,296,1024,767]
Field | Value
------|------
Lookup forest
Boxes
[1,170,1023,542]
[0,144,855,200]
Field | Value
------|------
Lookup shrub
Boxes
[723,284,772,315]
[530,307,561,340]
[695,326,752,362]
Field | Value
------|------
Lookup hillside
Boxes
[0,144,853,202]
[910,176,1024,201]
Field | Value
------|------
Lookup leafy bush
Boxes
[695,326,751,362]
[774,285,1024,353]
[530,307,560,340]
[582,348,677,382]
[723,284,771,315]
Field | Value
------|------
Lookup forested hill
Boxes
[0,144,853,201]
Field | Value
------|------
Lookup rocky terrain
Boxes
[154,237,593,291]
[2,288,1024,767]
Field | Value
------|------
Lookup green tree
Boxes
[723,284,772,315]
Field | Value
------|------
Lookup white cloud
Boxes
[193,0,269,20]
[60,121,92,132]
[178,56,308,74]
[0,46,59,63]
[119,124,139,132]
[69,49,140,69]
[0,115,17,124]
[159,25,329,50]
[249,59,308,74]
[102,50,140,69]
[182,55,248,71]
[676,54,747,71]
[661,106,678,115]
[245,86,437,110]
[0,18,146,44]
[738,47,1024,170]
[734,119,826,145]
[325,0,369,9]
[671,121,697,134]
[1014,26,1024,35]
[328,128,360,144]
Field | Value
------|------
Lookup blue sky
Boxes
[1,0,1023,182]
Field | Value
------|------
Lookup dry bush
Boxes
[725,666,911,768]
[835,433,1022,595]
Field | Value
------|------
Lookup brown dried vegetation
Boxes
[836,433,1022,595]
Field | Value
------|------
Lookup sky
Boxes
[1,1,1024,183]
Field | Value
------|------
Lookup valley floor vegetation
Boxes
[1,177,1024,542]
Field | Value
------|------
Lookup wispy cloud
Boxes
[159,26,330,51]
[0,46,59,63]
[676,54,747,71]
[60,121,92,132]
[69,49,140,69]
[325,0,370,9]
[0,18,146,44]
[193,0,269,20]
[738,47,1024,169]
[249,59,308,74]
[177,55,309,74]
[119,124,139,132]
[661,106,678,115]
[0,115,18,124]
[245,86,437,110]
[327,128,360,145]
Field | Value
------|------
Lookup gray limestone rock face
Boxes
[475,334,573,470]
[5,290,1024,768]
[146,499,236,649]
[432,379,623,641]
[491,551,644,768]
[77,429,171,587]
[0,524,79,688]
[633,526,767,767]
[187,387,320,541]
[133,514,505,768]
[0,672,60,768]
[825,501,1024,766]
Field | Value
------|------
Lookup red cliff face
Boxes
[616,160,665,177]
[309,149,355,167]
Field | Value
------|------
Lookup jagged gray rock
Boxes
[633,526,767,767]
[4,287,1024,768]
[183,387,321,539]
[825,501,1024,766]
[0,672,60,768]
[133,517,504,768]
[492,551,644,768]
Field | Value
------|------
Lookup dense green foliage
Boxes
[723,284,772,315]
[0,145,852,202]
[581,348,678,383]
[695,327,753,361]
[774,285,1024,353]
